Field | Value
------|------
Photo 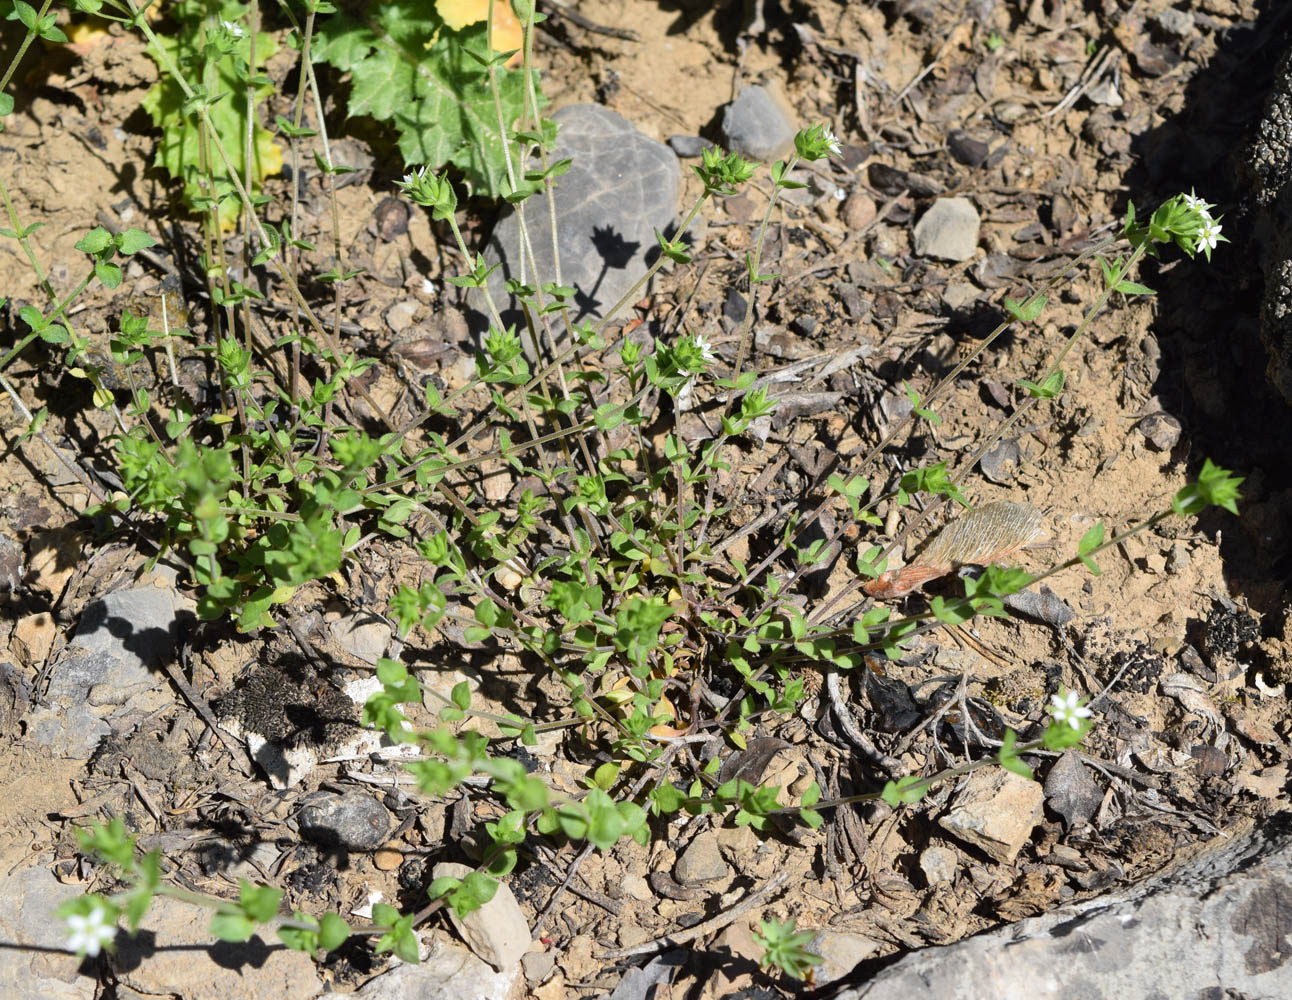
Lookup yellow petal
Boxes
[436,0,523,64]
[436,0,489,32]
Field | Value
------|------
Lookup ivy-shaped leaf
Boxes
[140,0,282,232]
[314,1,539,199]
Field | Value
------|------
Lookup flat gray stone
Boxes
[836,816,1292,999]
[46,587,187,705]
[329,612,395,666]
[431,862,531,971]
[1043,751,1103,830]
[112,896,321,1000]
[913,197,981,261]
[349,933,521,999]
[33,587,189,759]
[674,831,730,884]
[26,703,111,759]
[919,845,958,885]
[0,866,99,1000]
[298,790,390,851]
[720,84,797,162]
[810,929,879,985]
[484,104,680,333]
[937,768,1044,863]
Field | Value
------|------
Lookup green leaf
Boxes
[13,1,37,31]
[1004,294,1046,323]
[997,729,1034,780]
[451,680,471,711]
[318,912,350,951]
[1077,522,1104,576]
[1018,369,1064,399]
[75,226,113,255]
[880,775,927,807]
[211,911,256,942]
[0,94,13,117]
[313,8,541,200]
[140,10,281,229]
[95,260,123,289]
[1172,459,1243,517]
[238,881,282,923]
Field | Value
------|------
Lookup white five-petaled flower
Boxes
[694,333,717,365]
[1049,689,1093,731]
[822,126,842,158]
[66,904,116,958]
[400,166,428,189]
[1197,218,1222,253]
[220,19,244,38]
[1181,192,1204,212]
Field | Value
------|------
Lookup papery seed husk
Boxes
[916,500,1044,570]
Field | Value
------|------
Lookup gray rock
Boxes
[485,105,680,334]
[521,949,556,985]
[46,587,186,705]
[667,134,713,158]
[298,790,390,851]
[385,299,419,333]
[720,84,797,162]
[112,895,321,1000]
[979,437,1021,483]
[0,866,99,1000]
[1250,46,1292,405]
[1153,8,1194,37]
[674,831,730,884]
[914,197,980,261]
[0,532,22,592]
[937,768,1044,863]
[1135,412,1183,451]
[836,816,1292,999]
[330,612,396,666]
[350,932,520,999]
[431,862,531,971]
[33,587,189,758]
[26,703,111,758]
[809,929,879,985]
[919,845,958,885]
[1043,751,1103,830]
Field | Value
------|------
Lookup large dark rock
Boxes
[1249,47,1292,405]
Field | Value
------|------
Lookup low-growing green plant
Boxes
[0,0,1242,984]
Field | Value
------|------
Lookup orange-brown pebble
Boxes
[374,847,403,871]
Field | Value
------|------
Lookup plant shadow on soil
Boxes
[1125,0,1292,624]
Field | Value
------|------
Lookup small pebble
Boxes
[374,847,403,871]
[1136,412,1182,451]
[920,845,958,885]
[947,130,990,168]
[667,134,713,158]
[913,197,981,261]
[1153,8,1194,37]
[842,191,877,230]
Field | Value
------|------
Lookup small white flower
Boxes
[1181,192,1203,211]
[220,19,244,38]
[400,166,428,189]
[694,333,717,365]
[66,904,115,958]
[1049,689,1093,731]
[822,126,842,158]
[1197,219,1222,253]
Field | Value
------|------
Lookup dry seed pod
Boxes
[864,501,1044,599]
